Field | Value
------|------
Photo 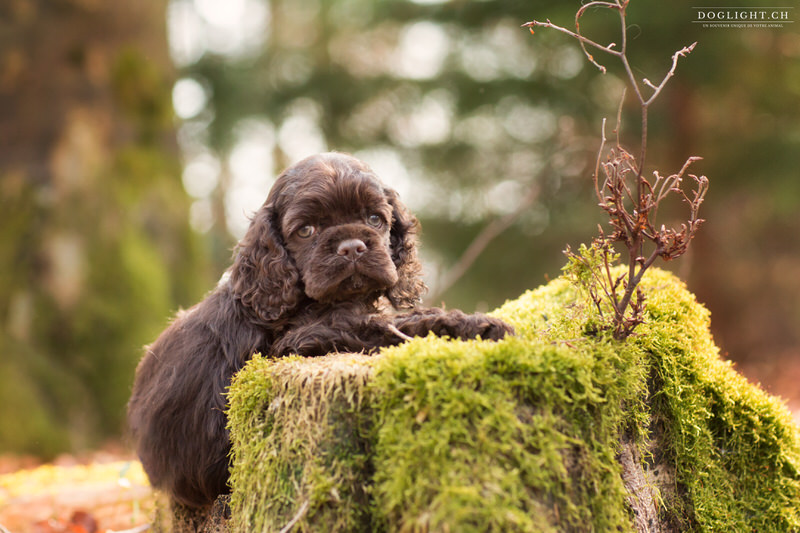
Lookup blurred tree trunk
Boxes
[0,0,173,179]
[0,0,208,455]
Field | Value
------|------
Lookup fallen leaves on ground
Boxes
[0,458,159,533]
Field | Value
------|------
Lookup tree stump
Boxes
[187,269,800,532]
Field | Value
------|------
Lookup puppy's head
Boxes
[230,152,425,322]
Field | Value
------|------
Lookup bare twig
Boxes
[530,0,707,339]
[642,43,697,106]
[428,132,598,304]
[427,181,541,304]
[108,525,151,533]
[279,499,310,533]
[522,18,621,65]
[525,1,696,196]
[387,323,413,342]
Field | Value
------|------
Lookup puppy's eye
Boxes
[296,225,315,238]
[367,214,383,228]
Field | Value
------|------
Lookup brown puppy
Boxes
[127,152,513,508]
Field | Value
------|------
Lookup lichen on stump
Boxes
[226,268,800,532]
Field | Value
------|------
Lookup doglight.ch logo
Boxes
[693,6,793,28]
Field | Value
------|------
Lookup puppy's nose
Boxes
[337,239,367,259]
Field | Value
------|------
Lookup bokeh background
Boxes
[1,0,798,458]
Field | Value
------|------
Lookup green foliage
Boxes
[112,47,175,139]
[0,340,73,457]
[0,149,208,455]
[226,268,800,531]
[0,0,214,457]
[561,242,620,325]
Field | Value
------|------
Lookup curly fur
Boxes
[127,152,513,508]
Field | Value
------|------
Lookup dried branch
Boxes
[278,500,310,533]
[523,18,621,73]
[642,43,697,106]
[428,129,597,304]
[526,1,696,173]
[528,0,708,339]
[427,181,541,304]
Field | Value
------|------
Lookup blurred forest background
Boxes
[1,0,798,458]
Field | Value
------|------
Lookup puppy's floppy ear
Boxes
[384,188,426,309]
[229,205,303,322]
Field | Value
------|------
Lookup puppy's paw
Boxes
[394,309,514,342]
[469,314,515,341]
[432,311,514,341]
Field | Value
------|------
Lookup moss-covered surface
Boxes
[227,354,375,532]
[227,268,800,532]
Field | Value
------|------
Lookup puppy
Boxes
[127,152,513,508]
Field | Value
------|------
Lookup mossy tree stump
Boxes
[220,269,800,532]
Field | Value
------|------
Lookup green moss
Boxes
[227,353,376,532]
[635,269,800,531]
[369,332,647,532]
[226,268,800,532]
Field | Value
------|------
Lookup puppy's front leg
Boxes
[394,308,514,342]
[269,315,406,357]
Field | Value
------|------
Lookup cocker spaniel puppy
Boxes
[127,152,513,509]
